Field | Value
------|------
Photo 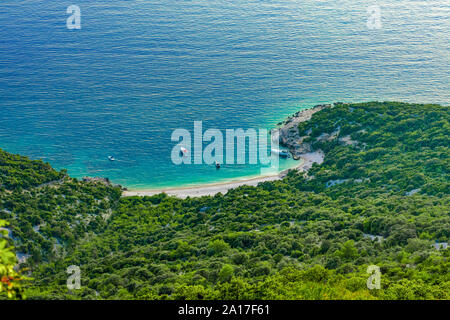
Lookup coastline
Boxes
[122,104,329,198]
[123,151,324,199]
[122,167,293,199]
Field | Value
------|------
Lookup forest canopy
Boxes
[0,102,449,300]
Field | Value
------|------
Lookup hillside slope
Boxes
[1,102,449,300]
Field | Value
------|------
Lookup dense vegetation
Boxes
[0,154,122,266]
[1,102,449,300]
[0,219,28,299]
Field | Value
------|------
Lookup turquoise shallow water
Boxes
[0,1,449,189]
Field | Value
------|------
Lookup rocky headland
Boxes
[277,104,331,160]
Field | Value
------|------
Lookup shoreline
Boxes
[122,169,290,199]
[123,151,324,199]
[122,104,329,198]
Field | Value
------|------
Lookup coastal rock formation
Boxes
[277,104,331,161]
[82,176,125,190]
[82,176,112,184]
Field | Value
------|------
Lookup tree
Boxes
[337,240,358,261]
[218,265,234,283]
[208,239,230,256]
[0,220,26,299]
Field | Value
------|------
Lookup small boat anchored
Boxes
[271,149,290,158]
[215,161,221,169]
[108,156,116,161]
[180,147,189,157]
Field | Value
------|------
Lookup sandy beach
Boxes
[122,151,324,198]
[122,172,285,199]
[122,105,327,199]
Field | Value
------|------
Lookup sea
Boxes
[0,0,448,189]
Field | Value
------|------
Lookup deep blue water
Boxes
[0,0,449,189]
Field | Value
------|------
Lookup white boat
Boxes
[271,149,290,158]
[180,147,189,157]
[108,156,116,161]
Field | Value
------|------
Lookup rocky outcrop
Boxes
[82,176,111,184]
[277,104,331,160]
[82,176,125,190]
